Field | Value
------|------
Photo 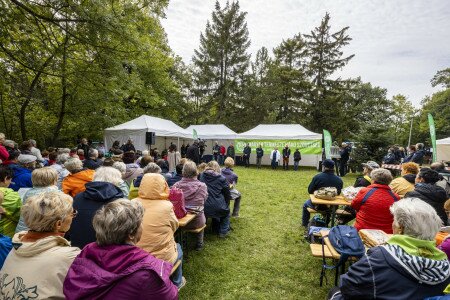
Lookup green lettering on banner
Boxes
[235,139,322,154]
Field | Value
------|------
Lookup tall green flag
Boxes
[323,129,332,159]
[193,129,198,140]
[428,113,437,162]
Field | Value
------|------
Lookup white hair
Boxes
[370,168,393,185]
[112,162,126,175]
[88,148,98,158]
[94,167,123,186]
[142,150,149,156]
[56,153,70,165]
[390,197,442,241]
[143,162,161,174]
[58,148,71,155]
[64,158,83,173]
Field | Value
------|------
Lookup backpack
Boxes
[168,187,187,219]
[326,225,365,267]
[306,215,328,243]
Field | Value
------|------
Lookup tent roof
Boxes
[185,124,237,140]
[238,124,321,140]
[437,137,450,145]
[104,115,190,138]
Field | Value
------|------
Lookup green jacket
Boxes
[0,187,22,237]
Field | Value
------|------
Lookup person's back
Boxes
[351,184,399,233]
[390,174,416,197]
[70,182,124,249]
[62,169,95,197]
[134,174,178,263]
[1,233,79,299]
[201,170,229,218]
[406,183,448,225]
[64,243,177,300]
[186,144,199,164]
[307,170,343,194]
[9,164,33,191]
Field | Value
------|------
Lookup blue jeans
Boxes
[294,161,299,171]
[302,199,314,227]
[171,243,183,287]
[212,215,231,235]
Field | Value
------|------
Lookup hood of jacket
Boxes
[201,170,223,184]
[383,235,450,285]
[11,233,70,257]
[138,173,169,200]
[63,243,173,299]
[403,173,417,184]
[413,183,448,203]
[81,181,124,202]
[221,168,234,176]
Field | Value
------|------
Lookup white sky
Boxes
[161,0,450,107]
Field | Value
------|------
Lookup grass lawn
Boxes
[179,166,359,300]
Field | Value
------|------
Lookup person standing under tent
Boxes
[213,142,220,162]
[293,148,301,171]
[226,144,235,159]
[339,142,351,177]
[219,144,226,165]
[243,143,251,168]
[270,147,281,170]
[186,141,200,165]
[282,144,291,170]
[256,145,264,169]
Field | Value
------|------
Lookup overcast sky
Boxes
[161,0,450,107]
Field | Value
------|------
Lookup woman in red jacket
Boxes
[351,168,400,233]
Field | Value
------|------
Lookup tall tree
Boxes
[303,12,354,132]
[388,95,416,145]
[192,1,251,126]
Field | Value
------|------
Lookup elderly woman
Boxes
[62,158,95,197]
[123,152,143,186]
[329,198,450,299]
[173,161,208,250]
[63,200,178,299]
[111,161,130,197]
[51,153,70,189]
[0,166,21,237]
[351,168,400,233]
[69,167,124,249]
[406,168,449,225]
[221,157,241,217]
[0,192,80,299]
[128,162,161,200]
[15,167,59,233]
[389,162,420,197]
[200,161,231,238]
[133,173,185,289]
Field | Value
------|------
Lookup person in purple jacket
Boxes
[173,160,208,250]
[63,199,178,300]
[221,157,241,217]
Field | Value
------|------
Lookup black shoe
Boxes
[195,243,203,251]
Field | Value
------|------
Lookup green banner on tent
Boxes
[192,129,198,140]
[235,139,322,155]
[428,113,437,162]
[323,129,332,159]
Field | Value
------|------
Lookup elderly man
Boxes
[352,168,400,233]
[9,154,37,191]
[301,159,343,227]
[83,149,102,170]
[29,139,44,165]
[120,139,136,153]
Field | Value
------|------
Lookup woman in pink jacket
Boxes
[173,161,208,250]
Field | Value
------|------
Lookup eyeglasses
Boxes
[71,210,78,218]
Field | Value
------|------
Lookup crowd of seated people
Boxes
[0,134,241,298]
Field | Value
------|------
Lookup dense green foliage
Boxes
[180,166,358,299]
[0,0,448,152]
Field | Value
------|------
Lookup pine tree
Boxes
[192,1,251,126]
[303,12,354,132]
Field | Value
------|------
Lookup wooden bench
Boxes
[183,224,206,234]
[310,243,333,258]
[170,260,181,276]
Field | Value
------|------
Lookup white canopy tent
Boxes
[185,124,237,156]
[237,124,322,167]
[104,115,191,151]
[437,137,450,163]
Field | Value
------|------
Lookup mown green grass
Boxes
[180,166,358,300]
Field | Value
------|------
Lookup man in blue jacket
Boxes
[9,154,36,191]
[301,159,343,227]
